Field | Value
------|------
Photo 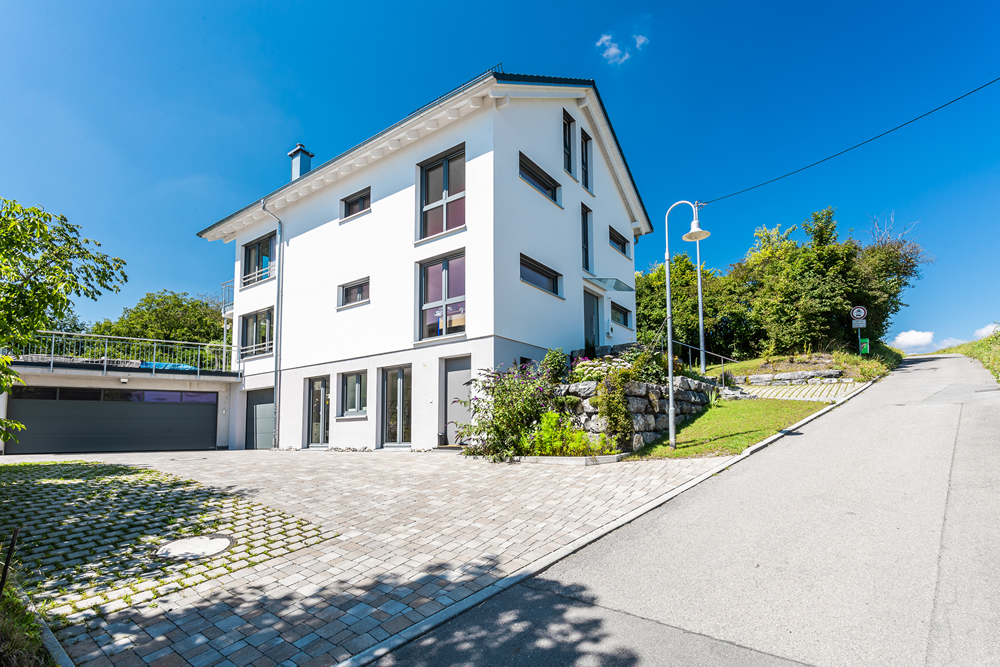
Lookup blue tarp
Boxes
[139,361,198,371]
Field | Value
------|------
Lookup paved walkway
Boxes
[0,449,733,666]
[740,381,857,401]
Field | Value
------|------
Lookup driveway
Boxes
[0,448,733,666]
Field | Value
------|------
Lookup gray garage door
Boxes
[6,387,218,454]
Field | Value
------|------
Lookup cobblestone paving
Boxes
[740,381,858,401]
[2,450,733,666]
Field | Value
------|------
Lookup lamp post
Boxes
[663,200,705,449]
[682,213,711,375]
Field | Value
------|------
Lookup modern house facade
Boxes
[198,70,653,451]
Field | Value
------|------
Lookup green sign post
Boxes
[860,338,870,354]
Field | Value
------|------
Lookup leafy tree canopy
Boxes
[91,290,224,344]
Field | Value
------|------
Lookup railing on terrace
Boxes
[239,341,273,359]
[241,263,275,288]
[221,279,234,313]
[6,331,237,377]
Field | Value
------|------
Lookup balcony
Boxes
[221,279,234,318]
[7,331,237,377]
[242,263,275,288]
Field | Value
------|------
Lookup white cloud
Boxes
[938,337,967,349]
[596,34,630,64]
[634,34,649,49]
[892,330,935,352]
[974,323,999,339]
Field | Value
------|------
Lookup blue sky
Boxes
[2,1,997,352]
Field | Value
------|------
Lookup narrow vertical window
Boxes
[563,112,574,173]
[421,254,466,339]
[342,372,367,415]
[581,205,591,271]
[581,130,591,190]
[421,150,466,239]
[308,377,329,445]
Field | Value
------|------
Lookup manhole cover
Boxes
[155,534,234,561]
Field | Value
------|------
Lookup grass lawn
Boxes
[628,399,827,459]
[929,331,1000,381]
[0,582,56,667]
[703,341,904,383]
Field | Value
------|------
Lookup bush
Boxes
[521,411,616,457]
[570,355,631,382]
[539,348,569,385]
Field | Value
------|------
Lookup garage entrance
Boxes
[6,387,218,454]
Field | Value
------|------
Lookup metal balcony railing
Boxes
[6,331,236,377]
[239,340,273,359]
[221,279,234,313]
[241,263,275,288]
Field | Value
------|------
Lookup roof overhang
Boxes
[198,72,653,243]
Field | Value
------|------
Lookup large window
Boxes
[611,302,631,328]
[520,254,561,296]
[519,153,559,203]
[581,205,591,271]
[342,372,367,415]
[241,308,273,357]
[421,254,466,339]
[421,151,465,238]
[243,234,275,287]
[563,112,575,173]
[609,226,629,256]
[308,377,329,446]
[343,188,370,218]
[581,130,592,190]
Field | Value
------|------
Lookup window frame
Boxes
[519,153,560,203]
[520,254,561,296]
[563,111,576,175]
[419,149,466,240]
[341,371,368,416]
[609,226,630,257]
[240,307,274,358]
[307,376,330,445]
[242,233,275,287]
[611,302,631,328]
[420,252,466,340]
[581,205,592,272]
[581,130,592,190]
[342,187,371,219]
[340,277,370,307]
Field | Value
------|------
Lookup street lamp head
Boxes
[682,217,710,242]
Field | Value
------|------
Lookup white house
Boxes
[197,70,654,451]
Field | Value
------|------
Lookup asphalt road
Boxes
[375,354,1000,666]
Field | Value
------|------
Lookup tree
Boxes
[1,198,127,441]
[91,290,224,343]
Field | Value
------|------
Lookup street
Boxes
[377,354,1000,666]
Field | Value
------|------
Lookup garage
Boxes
[5,386,218,454]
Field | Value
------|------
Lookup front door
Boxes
[445,356,472,445]
[308,377,329,447]
[584,291,599,348]
[246,388,274,449]
[382,367,411,445]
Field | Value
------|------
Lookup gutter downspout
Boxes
[261,199,283,449]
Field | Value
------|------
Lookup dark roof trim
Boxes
[493,73,652,233]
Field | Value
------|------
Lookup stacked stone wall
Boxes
[734,370,854,386]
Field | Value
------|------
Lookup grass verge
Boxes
[1,580,56,667]
[931,329,1000,380]
[705,341,904,382]
[628,399,827,459]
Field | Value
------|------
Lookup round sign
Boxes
[851,306,867,320]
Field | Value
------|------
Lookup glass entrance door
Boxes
[308,377,329,446]
[382,367,412,445]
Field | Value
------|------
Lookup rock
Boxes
[627,396,650,413]
[588,416,608,433]
[774,371,813,381]
[814,369,843,378]
[570,381,598,397]
[773,380,790,386]
[581,398,599,414]
[553,384,569,397]
[624,381,648,397]
[655,414,670,431]
[732,375,747,384]
[646,385,661,399]
[692,392,710,404]
[791,379,806,385]
[748,374,774,384]
[822,378,839,384]
[646,393,660,413]
[675,376,693,391]
[843,378,855,383]
[643,414,656,431]
[631,434,645,452]
[641,432,660,444]
[807,379,822,385]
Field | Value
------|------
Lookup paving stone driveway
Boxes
[741,382,857,401]
[4,450,733,666]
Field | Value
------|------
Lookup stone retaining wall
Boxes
[555,377,715,452]
[733,369,855,386]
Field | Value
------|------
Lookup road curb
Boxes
[338,379,877,667]
[13,582,76,667]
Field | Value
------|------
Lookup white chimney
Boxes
[288,143,315,181]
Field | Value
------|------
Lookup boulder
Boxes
[627,396,650,413]
[748,374,774,384]
[814,369,843,378]
[791,379,806,385]
[732,375,747,384]
[655,414,671,431]
[553,384,569,397]
[774,371,813,381]
[570,381,598,397]
[641,432,660,444]
[646,385,662,399]
[587,416,608,433]
[646,393,660,413]
[581,398,599,414]
[631,434,645,452]
[624,381,648,397]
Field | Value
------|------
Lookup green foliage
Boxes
[831,341,904,381]
[91,290,224,343]
[539,347,569,385]
[521,411,615,457]
[941,327,1000,380]
[618,346,679,385]
[596,364,635,449]
[570,355,630,382]
[0,198,127,443]
[1,580,55,667]
[635,207,930,357]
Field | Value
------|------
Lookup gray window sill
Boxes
[563,169,578,183]
[519,175,563,209]
[336,414,368,422]
[415,225,466,247]
[340,208,372,225]
[583,185,595,197]
[609,244,631,260]
[413,332,467,347]
[520,279,565,300]
[337,299,370,312]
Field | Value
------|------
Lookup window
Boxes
[563,112,575,173]
[342,372,367,415]
[56,388,102,401]
[341,278,370,306]
[309,377,329,445]
[421,150,465,238]
[611,302,631,328]
[581,130,591,190]
[581,205,591,271]
[520,254,561,296]
[343,188,371,218]
[519,153,559,203]
[609,226,629,256]
[243,234,275,287]
[421,254,466,339]
[241,308,273,357]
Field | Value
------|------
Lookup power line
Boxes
[703,74,1000,204]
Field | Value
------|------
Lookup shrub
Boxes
[569,355,630,382]
[457,364,551,462]
[596,364,635,449]
[539,348,569,385]
[521,411,616,457]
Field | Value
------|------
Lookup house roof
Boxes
[197,69,653,241]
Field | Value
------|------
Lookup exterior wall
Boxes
[491,98,638,355]
[6,366,238,451]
